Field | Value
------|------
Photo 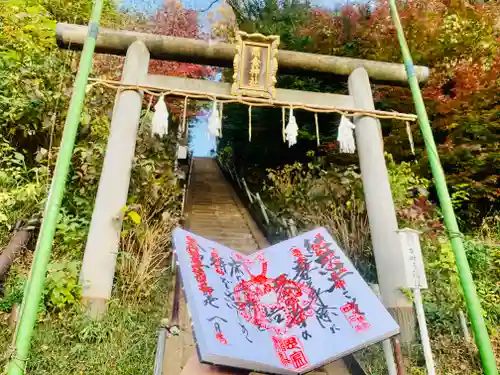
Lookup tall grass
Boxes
[263,161,375,278]
[117,218,176,302]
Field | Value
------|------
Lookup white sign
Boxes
[177,145,188,160]
[397,228,428,289]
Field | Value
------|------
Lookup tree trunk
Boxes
[0,215,40,293]
[0,229,32,281]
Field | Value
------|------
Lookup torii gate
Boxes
[7,2,497,372]
[56,23,428,337]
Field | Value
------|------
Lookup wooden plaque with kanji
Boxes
[231,31,280,100]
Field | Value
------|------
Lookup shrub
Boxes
[43,261,81,312]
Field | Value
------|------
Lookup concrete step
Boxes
[190,210,233,215]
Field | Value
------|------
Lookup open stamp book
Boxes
[173,227,399,375]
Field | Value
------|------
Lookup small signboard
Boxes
[231,31,280,100]
[177,145,188,160]
[397,228,428,289]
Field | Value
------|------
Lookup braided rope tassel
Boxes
[315,112,320,146]
[248,105,252,142]
[406,121,415,155]
[182,96,188,133]
[282,107,286,143]
[219,102,224,137]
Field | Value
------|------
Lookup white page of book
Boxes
[173,227,399,374]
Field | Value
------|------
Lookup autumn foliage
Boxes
[146,1,215,116]
[217,0,500,226]
[147,1,214,80]
[96,0,215,115]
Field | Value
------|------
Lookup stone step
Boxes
[189,207,240,212]
[191,235,257,245]
[190,194,235,198]
[188,215,245,221]
[191,215,241,219]
[189,202,241,207]
[188,223,251,231]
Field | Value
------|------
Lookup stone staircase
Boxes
[163,157,352,375]
[184,158,268,253]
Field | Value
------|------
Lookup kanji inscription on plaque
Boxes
[231,31,280,99]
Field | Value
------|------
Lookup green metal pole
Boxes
[387,1,498,374]
[6,2,104,374]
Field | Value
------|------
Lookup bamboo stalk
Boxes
[388,1,498,374]
[6,2,105,374]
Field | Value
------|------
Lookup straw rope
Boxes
[86,78,418,122]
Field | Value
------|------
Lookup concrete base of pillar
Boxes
[82,297,108,319]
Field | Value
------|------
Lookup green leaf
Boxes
[81,112,91,126]
[127,211,141,225]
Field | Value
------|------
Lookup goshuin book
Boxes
[173,227,399,375]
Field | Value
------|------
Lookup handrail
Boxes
[216,156,294,244]
[180,152,194,216]
[153,327,167,375]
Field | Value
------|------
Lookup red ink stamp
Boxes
[233,255,316,335]
[272,335,309,370]
[341,301,371,333]
[186,236,213,295]
[290,350,309,369]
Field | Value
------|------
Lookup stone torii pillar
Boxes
[348,67,414,342]
[80,41,150,317]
